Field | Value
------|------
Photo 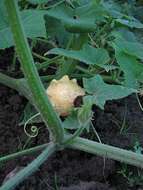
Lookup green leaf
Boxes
[63,99,92,130]
[63,110,80,129]
[45,16,70,47]
[115,17,143,29]
[112,37,143,88]
[83,75,136,109]
[112,29,137,43]
[45,3,107,33]
[0,0,8,26]
[63,103,92,130]
[115,51,143,88]
[103,0,143,28]
[48,44,110,70]
[21,10,46,38]
[0,0,12,48]
[113,38,143,60]
[27,0,49,4]
[0,10,46,49]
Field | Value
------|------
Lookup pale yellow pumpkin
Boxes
[46,75,85,116]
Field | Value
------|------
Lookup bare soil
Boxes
[0,49,143,190]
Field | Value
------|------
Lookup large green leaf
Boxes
[115,51,143,88]
[83,75,136,109]
[0,0,12,48]
[112,29,137,43]
[0,9,46,49]
[115,17,143,29]
[113,39,143,60]
[0,0,8,26]
[45,16,70,47]
[27,0,49,4]
[21,10,46,38]
[45,3,107,33]
[103,0,143,29]
[113,37,143,88]
[103,0,123,18]
[48,44,111,70]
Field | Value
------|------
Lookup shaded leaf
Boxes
[115,51,143,88]
[113,38,143,60]
[116,17,143,29]
[45,16,70,47]
[48,44,111,70]
[63,103,92,130]
[0,0,13,48]
[112,29,137,43]
[103,0,143,28]
[0,10,46,49]
[83,75,136,109]
[63,110,80,129]
[45,3,107,33]
[27,0,49,4]
[112,36,143,88]
[21,10,46,38]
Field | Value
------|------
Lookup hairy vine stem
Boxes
[5,0,64,143]
[1,143,56,190]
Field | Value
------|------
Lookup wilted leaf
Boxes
[83,75,136,109]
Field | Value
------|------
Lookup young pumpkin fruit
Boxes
[46,75,85,116]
